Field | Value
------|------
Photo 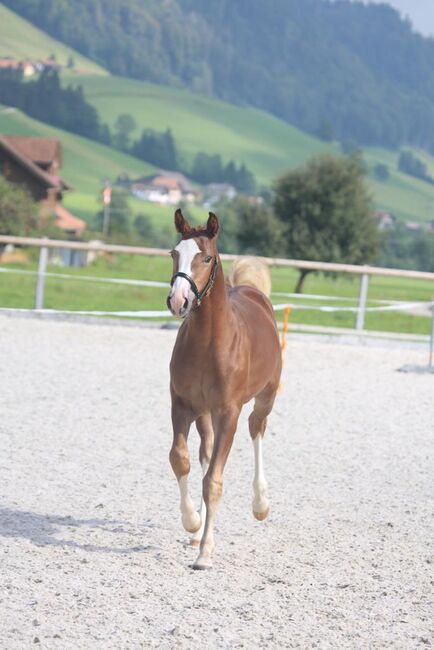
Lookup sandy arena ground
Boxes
[0,315,433,649]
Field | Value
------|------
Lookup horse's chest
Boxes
[170,347,235,411]
[171,354,214,394]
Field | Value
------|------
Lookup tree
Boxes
[398,150,432,184]
[190,152,256,192]
[113,113,137,151]
[234,197,283,256]
[273,154,380,292]
[228,162,256,193]
[191,152,223,184]
[379,222,434,272]
[0,69,107,143]
[133,214,154,241]
[132,128,178,169]
[373,163,390,181]
[0,177,39,236]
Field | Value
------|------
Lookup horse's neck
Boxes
[185,262,232,343]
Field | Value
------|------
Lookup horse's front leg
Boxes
[193,405,240,570]
[191,413,214,547]
[169,396,201,533]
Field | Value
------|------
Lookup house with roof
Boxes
[372,210,396,230]
[131,170,198,205]
[204,183,237,208]
[0,135,86,238]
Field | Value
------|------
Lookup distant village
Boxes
[372,210,434,233]
[116,170,238,209]
[0,56,73,76]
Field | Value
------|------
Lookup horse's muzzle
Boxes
[167,294,189,318]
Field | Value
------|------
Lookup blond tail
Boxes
[227,257,271,297]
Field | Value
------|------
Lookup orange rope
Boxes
[278,306,291,393]
[280,306,291,354]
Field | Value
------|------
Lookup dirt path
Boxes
[0,316,432,649]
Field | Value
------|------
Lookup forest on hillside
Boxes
[6,0,434,153]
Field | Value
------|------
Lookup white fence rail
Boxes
[1,235,433,367]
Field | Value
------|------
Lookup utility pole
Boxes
[102,184,112,237]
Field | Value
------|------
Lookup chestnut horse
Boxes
[167,209,282,569]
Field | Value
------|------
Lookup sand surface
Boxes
[0,316,433,649]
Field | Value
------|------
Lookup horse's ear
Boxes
[207,212,219,238]
[174,208,191,235]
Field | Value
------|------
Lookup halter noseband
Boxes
[168,258,218,311]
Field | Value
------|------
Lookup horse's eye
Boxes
[169,250,174,258]
[204,255,212,263]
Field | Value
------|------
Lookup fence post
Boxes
[356,272,369,331]
[429,302,434,370]
[35,240,48,310]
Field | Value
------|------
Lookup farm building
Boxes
[0,134,86,238]
[204,183,237,207]
[131,170,197,205]
[372,210,396,230]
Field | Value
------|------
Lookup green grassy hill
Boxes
[2,2,434,226]
[68,74,333,188]
[0,107,155,222]
[69,74,434,224]
[0,4,106,75]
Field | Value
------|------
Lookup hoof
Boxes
[253,506,269,521]
[182,512,201,534]
[192,557,213,570]
[189,538,201,547]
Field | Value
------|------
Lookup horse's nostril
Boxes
[183,297,189,310]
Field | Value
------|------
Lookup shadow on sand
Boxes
[0,507,155,554]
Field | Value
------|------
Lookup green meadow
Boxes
[67,73,333,188]
[1,255,432,336]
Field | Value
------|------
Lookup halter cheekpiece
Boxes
[168,258,218,311]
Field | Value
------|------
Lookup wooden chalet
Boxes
[0,134,86,237]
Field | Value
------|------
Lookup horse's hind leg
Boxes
[190,414,214,547]
[249,384,278,521]
[169,396,201,533]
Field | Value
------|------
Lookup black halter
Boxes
[167,258,219,311]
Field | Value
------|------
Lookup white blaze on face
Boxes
[170,238,200,315]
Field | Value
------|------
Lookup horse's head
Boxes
[167,208,220,318]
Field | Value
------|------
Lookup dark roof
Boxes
[0,135,71,190]
[2,135,62,166]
